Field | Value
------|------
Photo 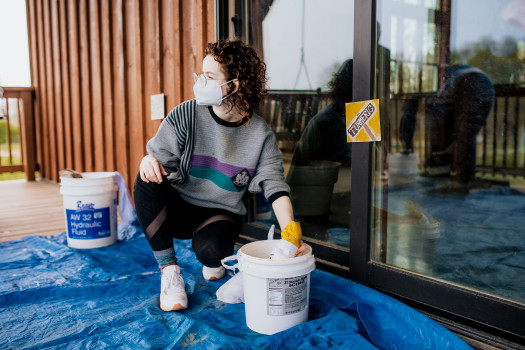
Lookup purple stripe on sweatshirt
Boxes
[191,155,255,177]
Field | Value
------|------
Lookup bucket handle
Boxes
[221,254,238,271]
[267,224,275,241]
[222,224,275,270]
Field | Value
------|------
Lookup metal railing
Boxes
[261,89,331,153]
[264,86,525,178]
[0,87,36,181]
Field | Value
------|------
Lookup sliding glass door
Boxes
[373,0,525,304]
[368,0,525,340]
[218,0,525,343]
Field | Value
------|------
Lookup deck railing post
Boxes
[20,90,36,181]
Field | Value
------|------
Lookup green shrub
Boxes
[0,120,20,144]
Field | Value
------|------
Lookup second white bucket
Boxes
[224,240,316,335]
[60,172,118,249]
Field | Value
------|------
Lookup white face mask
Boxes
[193,74,235,106]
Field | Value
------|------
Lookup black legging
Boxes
[133,173,242,267]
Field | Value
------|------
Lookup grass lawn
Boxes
[0,171,26,181]
[0,141,26,181]
[476,172,525,187]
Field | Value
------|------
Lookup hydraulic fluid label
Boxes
[66,202,111,239]
[267,275,308,316]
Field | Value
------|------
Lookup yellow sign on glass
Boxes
[345,99,381,142]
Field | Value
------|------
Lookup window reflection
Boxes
[287,59,352,245]
[249,0,354,249]
[375,0,525,304]
[400,65,495,186]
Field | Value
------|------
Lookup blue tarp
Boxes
[0,220,472,349]
[386,183,525,302]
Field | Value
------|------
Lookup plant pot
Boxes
[287,160,342,217]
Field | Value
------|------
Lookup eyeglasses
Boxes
[193,73,228,87]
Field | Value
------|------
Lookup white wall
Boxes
[0,0,31,87]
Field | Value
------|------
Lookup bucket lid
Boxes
[60,172,116,186]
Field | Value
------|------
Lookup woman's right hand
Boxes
[139,155,168,184]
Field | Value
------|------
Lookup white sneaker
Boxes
[202,265,226,281]
[160,265,188,311]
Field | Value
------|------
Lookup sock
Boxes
[153,247,177,269]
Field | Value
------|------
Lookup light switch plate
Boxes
[151,94,165,120]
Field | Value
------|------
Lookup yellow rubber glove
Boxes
[281,220,302,248]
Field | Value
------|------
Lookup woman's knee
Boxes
[133,172,149,200]
[133,172,171,205]
[192,219,241,267]
[133,172,174,231]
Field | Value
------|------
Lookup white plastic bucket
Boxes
[388,153,419,186]
[388,152,419,176]
[222,240,316,335]
[60,172,118,249]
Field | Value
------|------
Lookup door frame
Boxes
[215,0,525,344]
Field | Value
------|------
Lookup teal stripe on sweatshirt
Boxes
[190,166,247,192]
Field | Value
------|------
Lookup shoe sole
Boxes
[160,303,188,311]
[204,273,226,281]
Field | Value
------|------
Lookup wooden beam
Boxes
[59,0,73,170]
[43,0,58,181]
[112,0,130,186]
[79,0,93,172]
[90,0,105,172]
[20,90,36,181]
[101,1,115,171]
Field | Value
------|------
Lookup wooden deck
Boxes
[0,179,65,242]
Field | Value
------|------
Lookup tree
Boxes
[452,36,525,85]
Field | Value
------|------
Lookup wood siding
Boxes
[26,0,215,188]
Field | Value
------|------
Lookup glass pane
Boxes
[374,0,525,304]
[247,0,354,249]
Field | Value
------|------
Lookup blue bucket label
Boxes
[66,202,111,239]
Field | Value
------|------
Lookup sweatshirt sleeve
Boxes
[248,130,290,200]
[146,110,184,183]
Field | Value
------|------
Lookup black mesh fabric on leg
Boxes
[133,173,192,251]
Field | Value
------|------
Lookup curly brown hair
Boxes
[206,39,267,117]
[328,59,353,105]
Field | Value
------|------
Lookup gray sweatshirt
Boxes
[147,100,290,215]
